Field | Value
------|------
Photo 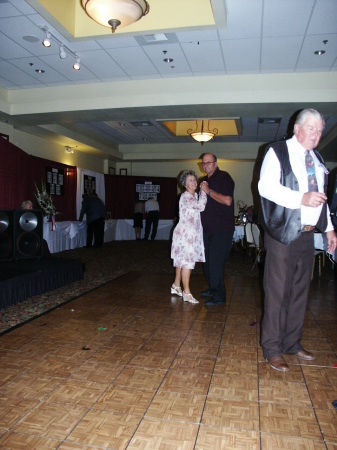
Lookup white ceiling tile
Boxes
[308,0,337,34]
[105,47,157,77]
[297,34,337,69]
[8,0,37,15]
[176,30,219,43]
[263,0,315,37]
[96,36,138,49]
[74,50,127,78]
[0,60,41,85]
[40,54,97,82]
[181,41,224,72]
[261,36,303,70]
[142,43,191,74]
[219,0,263,40]
[0,32,33,59]
[9,56,69,83]
[0,1,22,18]
[221,38,260,72]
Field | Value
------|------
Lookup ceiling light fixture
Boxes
[59,45,68,59]
[41,27,81,70]
[73,57,81,71]
[81,0,150,33]
[314,50,325,56]
[163,58,173,63]
[42,30,51,47]
[187,120,218,145]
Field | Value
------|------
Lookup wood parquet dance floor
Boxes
[0,270,336,449]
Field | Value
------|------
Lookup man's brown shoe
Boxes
[265,356,289,372]
[296,349,315,361]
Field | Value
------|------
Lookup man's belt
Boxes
[301,225,315,232]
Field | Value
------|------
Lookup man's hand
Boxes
[301,192,327,208]
[199,181,209,194]
[326,230,337,253]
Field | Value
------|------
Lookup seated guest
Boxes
[246,205,258,223]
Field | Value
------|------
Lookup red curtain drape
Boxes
[104,175,177,219]
[0,138,77,220]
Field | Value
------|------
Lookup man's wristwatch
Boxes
[209,189,213,196]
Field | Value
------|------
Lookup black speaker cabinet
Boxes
[14,210,43,259]
[0,210,14,261]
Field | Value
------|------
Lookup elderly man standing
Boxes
[258,108,337,372]
[199,153,235,306]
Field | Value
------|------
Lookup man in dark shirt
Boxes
[79,192,106,248]
[199,153,235,306]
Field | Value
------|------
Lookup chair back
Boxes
[245,223,254,245]
[252,223,263,249]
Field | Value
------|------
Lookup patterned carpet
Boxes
[0,240,334,334]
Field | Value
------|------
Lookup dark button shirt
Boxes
[200,167,235,233]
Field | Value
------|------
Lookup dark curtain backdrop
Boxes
[104,175,178,219]
[0,138,77,220]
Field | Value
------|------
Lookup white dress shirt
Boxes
[258,135,333,232]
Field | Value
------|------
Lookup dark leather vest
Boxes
[259,140,327,245]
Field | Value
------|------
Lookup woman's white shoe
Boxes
[182,292,199,304]
[171,284,183,297]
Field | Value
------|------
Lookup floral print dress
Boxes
[171,189,207,269]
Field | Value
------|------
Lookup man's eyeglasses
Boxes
[202,161,215,166]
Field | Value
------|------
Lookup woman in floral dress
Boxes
[171,170,207,303]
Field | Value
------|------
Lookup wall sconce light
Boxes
[73,57,81,71]
[81,0,150,33]
[65,146,74,153]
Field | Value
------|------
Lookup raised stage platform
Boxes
[0,257,84,309]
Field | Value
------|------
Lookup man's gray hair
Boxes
[294,108,325,130]
[180,170,197,187]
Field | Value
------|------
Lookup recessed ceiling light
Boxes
[35,69,45,74]
[314,50,325,56]
[163,58,173,63]
[23,35,40,43]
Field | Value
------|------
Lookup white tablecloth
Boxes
[104,219,173,241]
[233,225,245,242]
[43,221,86,253]
[314,232,336,263]
[44,220,247,252]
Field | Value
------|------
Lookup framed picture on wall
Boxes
[120,169,127,176]
[109,167,115,175]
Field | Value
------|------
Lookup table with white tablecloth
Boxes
[44,220,246,252]
[43,221,86,253]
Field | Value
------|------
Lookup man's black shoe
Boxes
[201,289,213,297]
[204,299,225,306]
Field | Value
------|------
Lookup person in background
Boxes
[133,200,145,240]
[171,170,207,304]
[21,200,33,210]
[143,196,160,241]
[79,192,106,248]
[199,153,235,306]
[246,205,257,223]
[258,108,337,372]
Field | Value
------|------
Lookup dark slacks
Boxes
[203,231,233,303]
[261,231,314,359]
[87,218,105,248]
[144,211,159,240]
